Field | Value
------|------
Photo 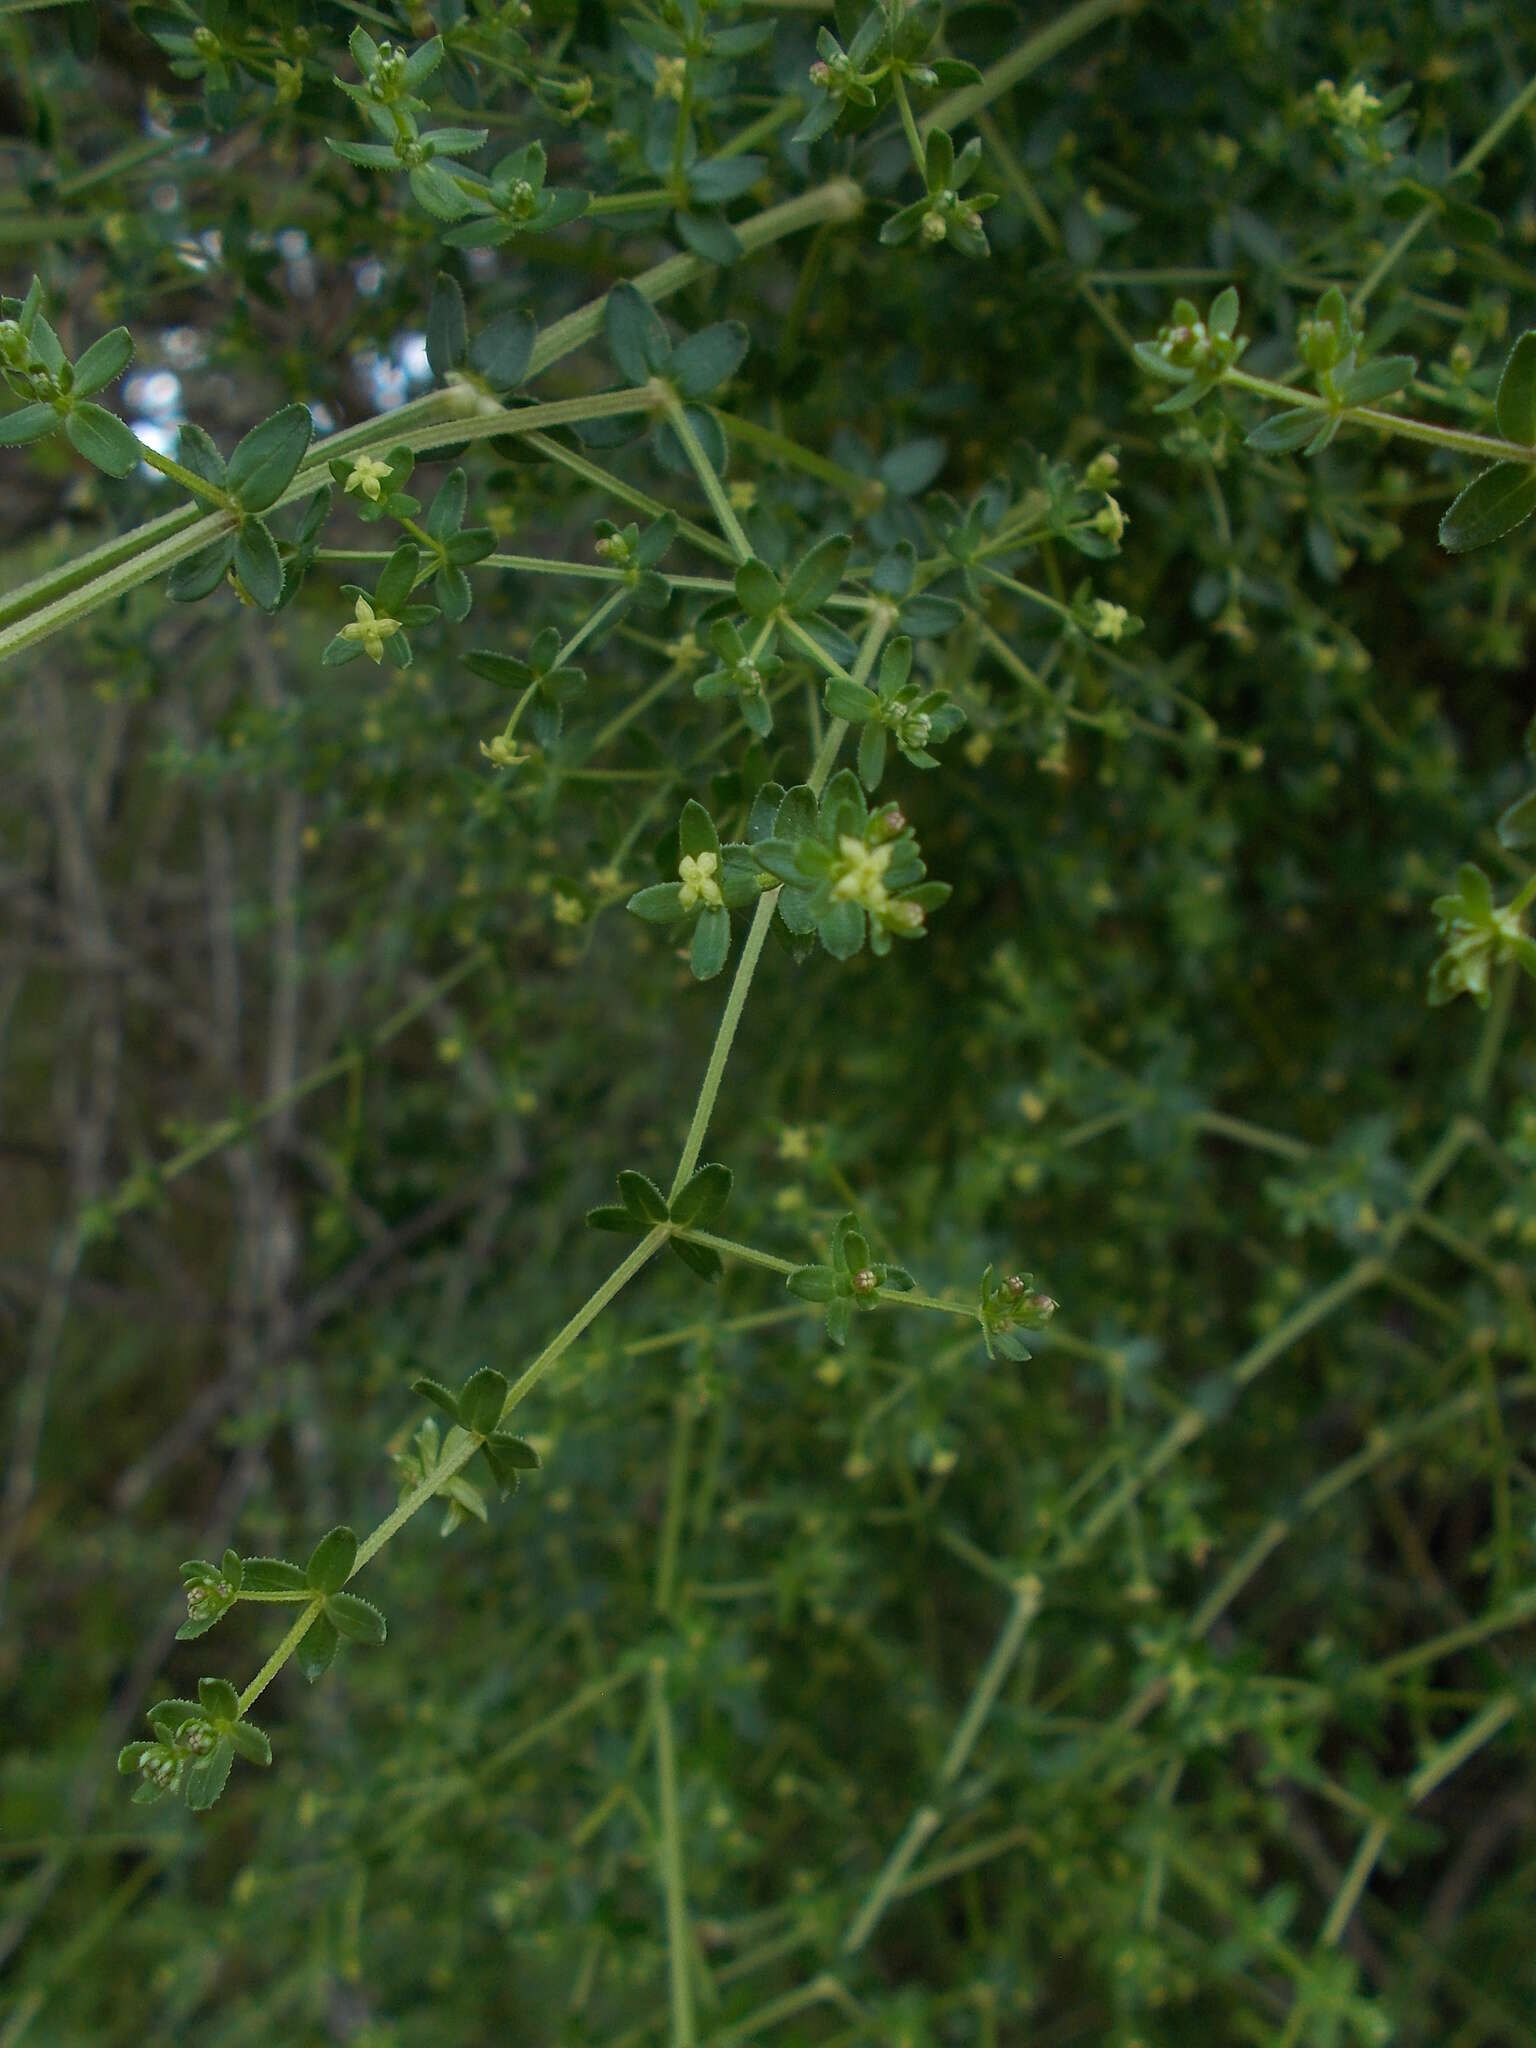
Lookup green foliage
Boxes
[5,3,1536,2045]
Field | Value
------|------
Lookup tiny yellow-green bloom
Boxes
[344,454,393,502]
[341,594,403,663]
[677,849,722,910]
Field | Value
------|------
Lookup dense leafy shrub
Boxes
[4,3,1536,2043]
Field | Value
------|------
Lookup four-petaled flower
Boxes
[678,850,722,910]
[344,454,393,502]
[830,834,892,911]
[341,594,402,662]
[1090,600,1130,642]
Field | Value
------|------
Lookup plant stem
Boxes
[237,1601,322,1717]
[664,393,753,562]
[1224,365,1536,465]
[841,1576,1041,1953]
[667,614,888,1195]
[649,1661,697,2048]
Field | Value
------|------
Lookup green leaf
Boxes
[197,1675,240,1721]
[618,1169,670,1224]
[227,1720,272,1766]
[186,1736,235,1811]
[233,517,283,610]
[669,1234,723,1281]
[605,280,671,384]
[1439,462,1536,552]
[587,1203,640,1231]
[925,127,954,195]
[457,1367,508,1436]
[1496,330,1536,444]
[825,676,878,721]
[0,401,60,446]
[427,271,468,378]
[70,326,134,397]
[1497,787,1536,851]
[412,1374,461,1422]
[628,882,686,924]
[239,1556,308,1595]
[691,904,731,980]
[669,1161,732,1227]
[787,1263,837,1302]
[735,557,782,617]
[784,534,851,613]
[1246,407,1325,453]
[470,309,536,391]
[678,799,720,861]
[305,1525,358,1595]
[1333,355,1417,405]
[669,321,749,399]
[326,1591,387,1645]
[224,404,313,512]
[297,1613,339,1684]
[63,402,140,477]
[1208,286,1240,339]
[857,722,889,790]
[375,541,420,615]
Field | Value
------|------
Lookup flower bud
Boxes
[851,1267,879,1295]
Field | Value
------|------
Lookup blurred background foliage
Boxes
[3,2,1536,2044]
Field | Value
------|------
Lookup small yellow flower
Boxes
[777,1126,812,1162]
[677,849,722,910]
[1089,599,1130,642]
[344,454,393,502]
[831,834,892,909]
[341,594,402,663]
[552,892,585,926]
[653,55,687,101]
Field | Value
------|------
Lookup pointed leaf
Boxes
[691,903,731,980]
[669,1161,732,1228]
[617,1169,670,1224]
[470,309,536,391]
[305,1525,358,1595]
[63,402,140,477]
[325,1591,387,1645]
[784,534,851,614]
[1439,462,1536,552]
[224,404,313,512]
[297,1613,339,1684]
[457,1366,509,1436]
[412,1375,461,1423]
[1496,330,1536,444]
[606,280,671,384]
[239,1556,309,1595]
[233,516,283,610]
[70,327,134,397]
[0,401,60,447]
[669,321,749,399]
[669,1234,723,1281]
[185,1736,235,1811]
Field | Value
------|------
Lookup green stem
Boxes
[667,615,884,1197]
[891,71,927,177]
[664,393,753,562]
[135,444,232,509]
[237,1601,322,1717]
[717,411,883,508]
[841,1577,1041,1953]
[1225,365,1536,465]
[1468,962,1517,1103]
[649,1661,697,2048]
